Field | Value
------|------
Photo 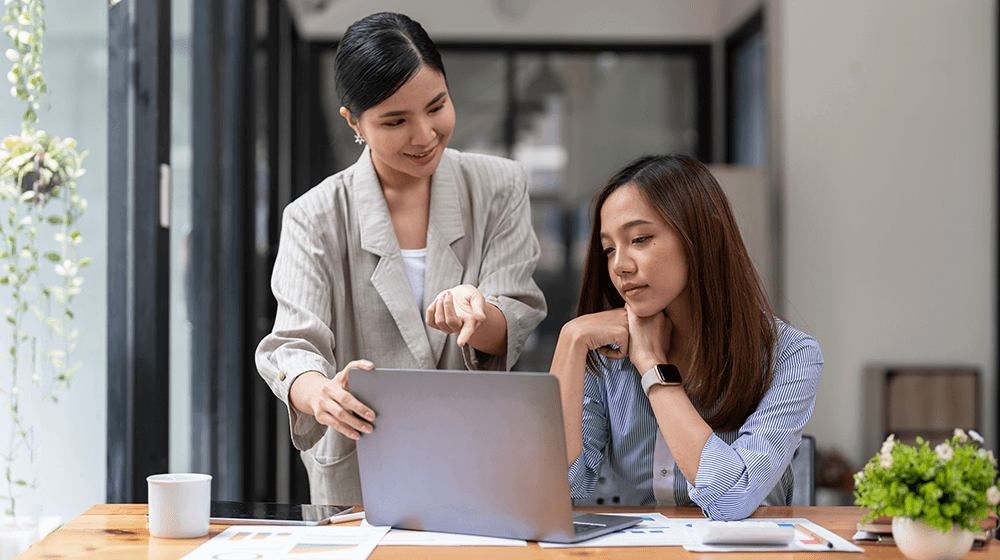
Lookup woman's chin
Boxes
[626,302,667,319]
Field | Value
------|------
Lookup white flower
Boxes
[970,430,985,444]
[989,486,1000,506]
[54,259,77,277]
[881,453,893,469]
[881,433,896,455]
[954,428,969,442]
[935,442,954,462]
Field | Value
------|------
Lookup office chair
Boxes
[790,434,816,506]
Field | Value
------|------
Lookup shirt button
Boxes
[661,468,669,476]
[278,370,286,381]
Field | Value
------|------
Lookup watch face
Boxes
[656,364,682,385]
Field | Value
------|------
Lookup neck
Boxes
[665,292,695,360]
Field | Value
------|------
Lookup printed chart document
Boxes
[360,520,527,546]
[538,514,864,552]
[682,518,864,553]
[179,524,390,560]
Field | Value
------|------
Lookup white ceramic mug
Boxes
[147,473,212,538]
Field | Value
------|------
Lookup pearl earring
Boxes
[354,133,365,145]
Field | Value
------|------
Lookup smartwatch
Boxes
[641,364,682,395]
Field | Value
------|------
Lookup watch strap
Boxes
[641,366,662,396]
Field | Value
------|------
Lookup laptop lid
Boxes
[351,368,639,543]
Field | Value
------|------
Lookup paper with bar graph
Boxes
[179,524,390,560]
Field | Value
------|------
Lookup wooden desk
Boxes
[16,504,1000,559]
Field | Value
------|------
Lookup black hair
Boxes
[334,12,447,118]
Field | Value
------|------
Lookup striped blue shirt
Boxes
[567,318,823,520]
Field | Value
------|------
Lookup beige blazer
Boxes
[255,148,547,505]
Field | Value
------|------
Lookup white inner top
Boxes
[400,248,427,308]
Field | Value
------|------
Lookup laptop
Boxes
[350,367,642,543]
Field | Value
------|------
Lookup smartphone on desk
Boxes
[209,501,353,525]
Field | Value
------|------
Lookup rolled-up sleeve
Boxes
[462,163,546,371]
[254,201,338,452]
[688,330,823,520]
[568,365,610,498]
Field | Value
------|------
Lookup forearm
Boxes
[287,370,328,416]
[647,385,713,483]
[550,325,589,467]
[466,302,507,356]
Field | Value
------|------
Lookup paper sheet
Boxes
[178,524,390,560]
[360,520,527,546]
[539,514,864,551]
[682,518,865,553]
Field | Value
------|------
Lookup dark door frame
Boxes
[107,0,172,504]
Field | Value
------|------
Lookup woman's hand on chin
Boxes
[625,303,671,374]
[562,307,630,359]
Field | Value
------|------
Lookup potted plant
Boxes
[0,0,89,556]
[854,428,1000,560]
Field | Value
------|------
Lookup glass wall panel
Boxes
[171,0,194,474]
[0,1,108,522]
[442,52,508,158]
[732,32,766,165]
[511,51,698,370]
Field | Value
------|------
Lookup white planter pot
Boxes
[891,517,975,560]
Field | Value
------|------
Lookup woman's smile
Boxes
[405,145,437,161]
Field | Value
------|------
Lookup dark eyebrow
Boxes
[377,92,448,118]
[621,219,653,229]
[600,219,653,236]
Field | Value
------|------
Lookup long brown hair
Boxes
[578,154,777,432]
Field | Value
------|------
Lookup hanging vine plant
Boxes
[0,0,89,519]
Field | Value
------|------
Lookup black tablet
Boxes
[209,501,353,525]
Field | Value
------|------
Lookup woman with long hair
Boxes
[551,154,821,520]
[256,12,546,505]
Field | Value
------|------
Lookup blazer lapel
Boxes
[354,148,436,368]
[422,150,466,364]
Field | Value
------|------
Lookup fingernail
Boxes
[365,413,375,421]
[362,425,372,434]
[349,433,360,440]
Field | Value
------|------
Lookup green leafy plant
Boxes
[855,429,1000,533]
[0,0,89,518]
